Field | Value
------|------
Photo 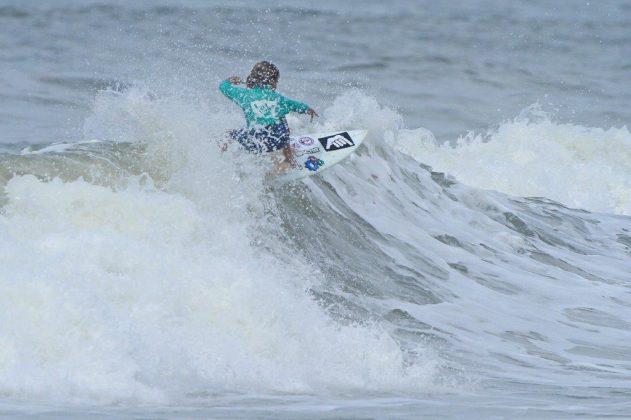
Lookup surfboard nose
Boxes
[351,130,369,142]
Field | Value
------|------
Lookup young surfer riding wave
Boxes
[219,61,318,166]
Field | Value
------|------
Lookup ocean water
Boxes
[1,0,631,418]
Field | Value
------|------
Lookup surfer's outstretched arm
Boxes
[219,77,248,104]
[280,96,318,122]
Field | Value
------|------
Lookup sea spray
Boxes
[0,87,442,403]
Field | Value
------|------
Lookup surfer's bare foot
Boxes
[274,159,293,175]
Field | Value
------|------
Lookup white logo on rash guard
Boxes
[251,100,278,119]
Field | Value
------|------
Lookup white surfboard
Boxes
[275,129,368,183]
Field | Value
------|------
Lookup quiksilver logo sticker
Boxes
[318,132,354,151]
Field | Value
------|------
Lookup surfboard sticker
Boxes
[294,146,321,157]
[305,155,325,171]
[296,136,316,149]
[318,132,355,151]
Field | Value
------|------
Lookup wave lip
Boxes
[396,107,631,215]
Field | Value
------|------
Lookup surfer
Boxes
[219,61,318,167]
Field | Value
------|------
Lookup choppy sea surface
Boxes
[1,0,631,418]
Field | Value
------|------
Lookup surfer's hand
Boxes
[228,76,242,84]
[307,108,318,122]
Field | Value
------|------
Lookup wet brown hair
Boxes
[246,61,280,89]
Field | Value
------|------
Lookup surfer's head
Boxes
[246,61,279,90]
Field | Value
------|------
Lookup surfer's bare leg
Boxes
[282,144,296,167]
[267,146,294,176]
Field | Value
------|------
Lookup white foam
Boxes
[396,107,631,215]
[0,87,439,404]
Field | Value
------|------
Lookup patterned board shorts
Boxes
[229,120,290,153]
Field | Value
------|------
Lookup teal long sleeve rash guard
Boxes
[219,80,310,128]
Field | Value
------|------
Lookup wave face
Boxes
[1,89,630,418]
